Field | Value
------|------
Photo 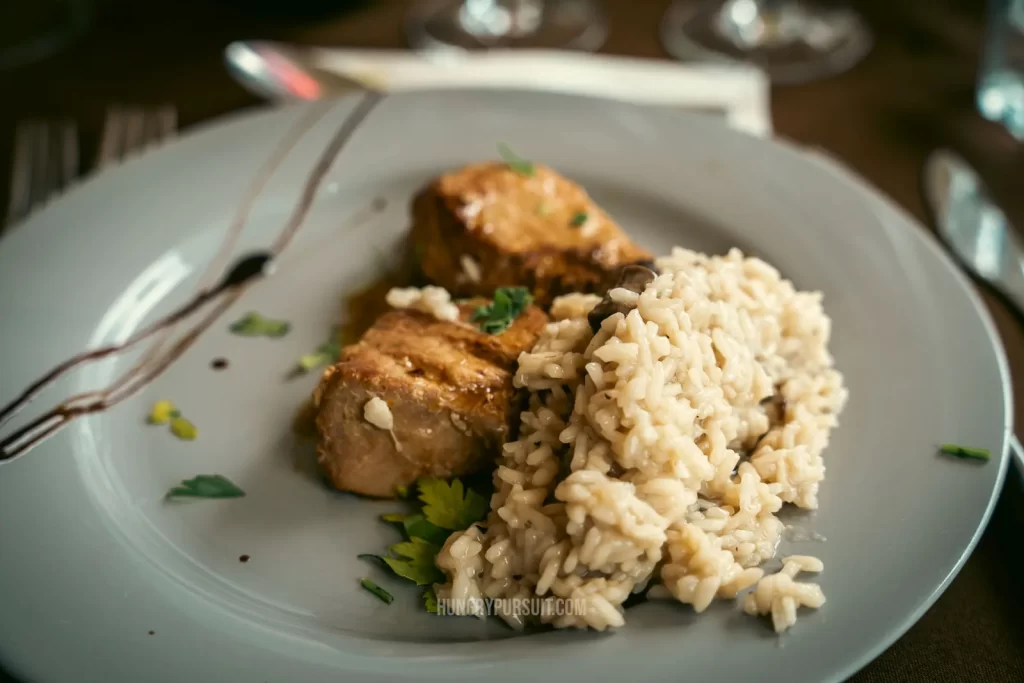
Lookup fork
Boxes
[3,106,178,234]
[95,105,177,169]
[5,119,79,229]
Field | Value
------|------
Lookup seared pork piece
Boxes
[313,301,547,498]
[411,162,652,305]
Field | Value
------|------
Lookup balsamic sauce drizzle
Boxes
[0,91,386,462]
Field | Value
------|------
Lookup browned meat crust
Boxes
[313,302,547,498]
[411,162,652,306]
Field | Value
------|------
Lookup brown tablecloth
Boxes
[2,0,1023,680]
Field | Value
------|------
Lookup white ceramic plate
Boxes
[0,91,1011,683]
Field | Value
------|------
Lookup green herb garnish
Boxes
[536,202,551,216]
[382,538,445,586]
[296,335,341,374]
[471,286,533,335]
[395,484,409,499]
[939,444,990,461]
[359,477,488,609]
[570,211,589,228]
[382,512,450,546]
[423,587,438,613]
[360,578,394,605]
[418,477,489,530]
[169,416,197,441]
[148,401,196,441]
[497,143,535,177]
[229,312,291,338]
[166,474,245,499]
[148,400,176,425]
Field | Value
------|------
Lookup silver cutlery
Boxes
[3,106,177,236]
[224,41,366,102]
[923,148,1024,481]
[96,105,177,169]
[924,149,1024,321]
[5,119,78,229]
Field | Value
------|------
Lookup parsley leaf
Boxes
[418,478,489,530]
[360,578,394,604]
[229,312,291,338]
[471,287,533,335]
[382,512,450,546]
[497,143,535,177]
[423,587,438,613]
[359,477,488,609]
[570,211,589,228]
[939,444,990,461]
[382,538,445,586]
[166,474,245,499]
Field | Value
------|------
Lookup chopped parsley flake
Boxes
[497,143,535,177]
[296,329,341,374]
[169,416,197,441]
[360,578,394,604]
[229,312,291,338]
[471,287,533,335]
[570,211,589,227]
[165,474,245,500]
[148,401,196,441]
[939,444,990,461]
[148,400,176,425]
[536,202,551,216]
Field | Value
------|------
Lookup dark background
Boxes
[1,0,1023,681]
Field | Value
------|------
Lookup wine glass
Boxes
[406,0,608,53]
[660,0,873,84]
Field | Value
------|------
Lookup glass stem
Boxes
[461,0,545,38]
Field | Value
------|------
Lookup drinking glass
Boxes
[0,0,92,71]
[406,0,608,53]
[660,0,873,84]
[978,0,1024,138]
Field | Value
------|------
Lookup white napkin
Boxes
[306,48,772,138]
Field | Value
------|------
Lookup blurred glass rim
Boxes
[0,0,94,72]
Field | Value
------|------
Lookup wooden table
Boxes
[2,0,1023,680]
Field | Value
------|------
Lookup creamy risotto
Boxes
[434,247,847,633]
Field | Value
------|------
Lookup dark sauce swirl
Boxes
[0,91,386,462]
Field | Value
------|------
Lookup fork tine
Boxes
[44,122,64,206]
[60,120,79,191]
[96,107,123,169]
[121,108,145,158]
[143,105,177,149]
[159,106,178,141]
[29,122,50,214]
[6,122,36,227]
